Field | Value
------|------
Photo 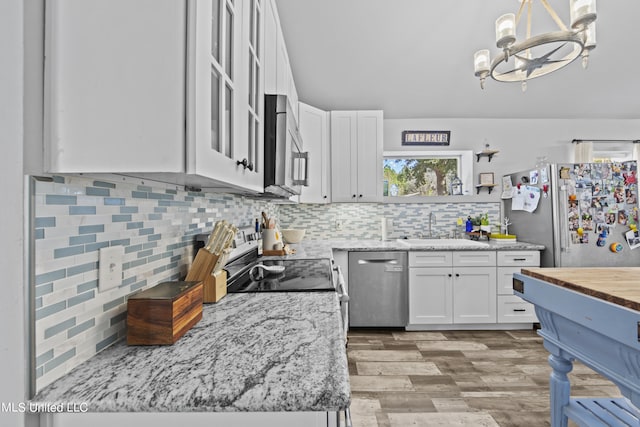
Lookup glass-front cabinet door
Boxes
[187,0,263,192]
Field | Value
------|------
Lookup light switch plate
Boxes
[99,246,124,292]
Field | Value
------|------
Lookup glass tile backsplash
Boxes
[33,175,277,391]
[33,174,499,391]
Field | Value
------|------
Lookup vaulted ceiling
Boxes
[275,0,640,120]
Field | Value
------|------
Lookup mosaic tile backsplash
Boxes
[33,175,277,391]
[278,202,501,240]
[33,175,498,391]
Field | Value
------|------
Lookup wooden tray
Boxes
[263,249,287,256]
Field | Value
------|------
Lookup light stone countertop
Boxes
[31,292,350,413]
[273,239,544,258]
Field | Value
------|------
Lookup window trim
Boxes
[382,150,474,201]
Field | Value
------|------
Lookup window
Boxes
[592,141,634,163]
[383,151,473,198]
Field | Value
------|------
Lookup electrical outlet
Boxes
[99,246,124,292]
[335,219,343,230]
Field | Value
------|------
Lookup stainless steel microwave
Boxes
[263,94,308,198]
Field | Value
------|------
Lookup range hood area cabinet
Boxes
[330,111,384,203]
[298,102,331,203]
[264,0,299,123]
[44,0,265,193]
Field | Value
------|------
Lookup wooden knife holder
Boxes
[186,249,227,303]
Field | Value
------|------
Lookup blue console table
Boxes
[514,268,640,427]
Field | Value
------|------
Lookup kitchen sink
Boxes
[396,238,490,248]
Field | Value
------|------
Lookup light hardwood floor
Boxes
[346,329,622,427]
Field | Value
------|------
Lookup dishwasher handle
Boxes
[357,259,398,265]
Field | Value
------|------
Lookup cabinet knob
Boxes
[323,195,328,199]
[448,273,452,277]
[236,158,253,171]
[352,194,356,198]
[359,194,363,198]
[455,273,460,277]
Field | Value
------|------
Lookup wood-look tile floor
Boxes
[346,329,622,427]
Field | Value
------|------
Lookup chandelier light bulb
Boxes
[583,22,596,50]
[474,50,491,74]
[570,0,597,29]
[495,13,516,48]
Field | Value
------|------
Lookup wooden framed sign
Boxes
[401,130,451,146]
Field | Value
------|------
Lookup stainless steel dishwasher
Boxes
[348,251,407,327]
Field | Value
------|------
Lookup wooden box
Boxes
[127,281,203,345]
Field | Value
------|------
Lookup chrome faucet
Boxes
[428,212,436,238]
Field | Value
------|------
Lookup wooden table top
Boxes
[521,267,640,312]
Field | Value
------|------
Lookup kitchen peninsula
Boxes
[514,268,640,427]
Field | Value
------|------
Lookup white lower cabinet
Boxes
[409,267,452,324]
[452,267,496,324]
[408,250,538,330]
[408,251,496,326]
[496,251,540,323]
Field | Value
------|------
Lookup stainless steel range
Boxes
[226,256,334,293]
[195,231,335,293]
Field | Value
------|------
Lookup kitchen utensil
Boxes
[212,247,232,274]
[261,212,270,228]
[205,220,227,253]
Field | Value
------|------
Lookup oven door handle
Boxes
[333,265,349,302]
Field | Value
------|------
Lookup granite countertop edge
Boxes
[277,239,544,256]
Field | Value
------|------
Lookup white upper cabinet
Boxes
[186,0,263,192]
[263,0,298,122]
[298,102,330,203]
[45,0,186,173]
[330,110,383,202]
[44,0,264,193]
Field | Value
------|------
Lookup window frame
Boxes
[382,150,474,201]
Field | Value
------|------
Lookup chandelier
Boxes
[473,0,597,91]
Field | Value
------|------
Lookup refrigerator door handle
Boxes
[559,184,570,253]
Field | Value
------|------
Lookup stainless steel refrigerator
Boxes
[502,161,640,267]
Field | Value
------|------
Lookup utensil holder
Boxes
[262,229,281,251]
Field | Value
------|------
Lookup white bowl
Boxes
[281,229,305,243]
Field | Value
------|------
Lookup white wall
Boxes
[0,0,30,426]
[384,118,640,201]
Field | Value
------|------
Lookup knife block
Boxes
[186,249,227,303]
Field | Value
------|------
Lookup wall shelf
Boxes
[475,184,497,194]
[475,150,499,162]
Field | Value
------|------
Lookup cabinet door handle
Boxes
[455,273,460,277]
[513,258,527,261]
[513,308,526,312]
